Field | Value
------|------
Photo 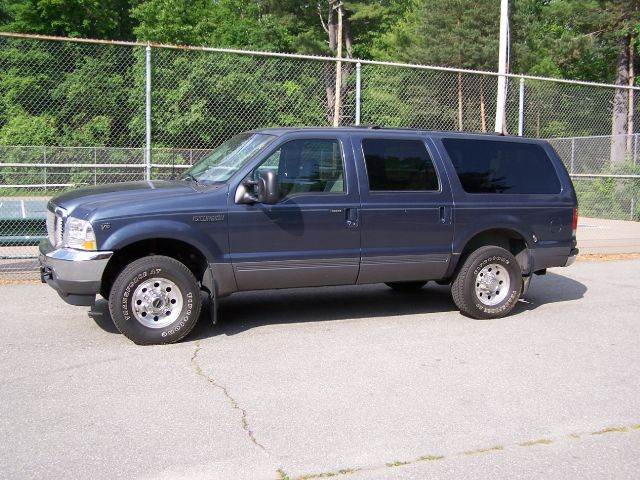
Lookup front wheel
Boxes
[451,246,522,319]
[108,255,202,345]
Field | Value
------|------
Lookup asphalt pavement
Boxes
[1,259,640,479]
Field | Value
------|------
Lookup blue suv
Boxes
[39,127,579,345]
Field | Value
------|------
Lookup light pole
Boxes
[494,0,509,134]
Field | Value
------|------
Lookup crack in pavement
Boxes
[190,340,266,451]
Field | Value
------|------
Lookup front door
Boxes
[228,132,361,290]
[351,133,454,284]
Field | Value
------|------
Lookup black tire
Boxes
[385,281,428,292]
[108,255,202,345]
[451,246,522,319]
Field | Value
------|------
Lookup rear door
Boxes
[351,133,454,284]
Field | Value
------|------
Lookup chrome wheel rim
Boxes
[474,263,510,306]
[131,277,183,328]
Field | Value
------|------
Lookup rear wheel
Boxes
[451,246,522,319]
[385,281,428,292]
[108,255,202,345]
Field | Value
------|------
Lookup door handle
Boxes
[439,206,446,224]
[345,207,359,228]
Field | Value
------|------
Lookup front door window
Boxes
[255,138,345,199]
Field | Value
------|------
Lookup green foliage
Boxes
[1,0,136,39]
[510,0,635,82]
[0,0,638,220]
[572,161,640,221]
[0,112,56,145]
[131,0,294,51]
[575,177,640,221]
[0,37,142,147]
[373,0,500,70]
[0,1,638,150]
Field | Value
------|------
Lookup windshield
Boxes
[182,133,275,183]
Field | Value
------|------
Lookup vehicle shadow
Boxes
[89,270,587,339]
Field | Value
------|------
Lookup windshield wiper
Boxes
[183,173,201,185]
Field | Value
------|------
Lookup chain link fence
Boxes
[1,32,639,280]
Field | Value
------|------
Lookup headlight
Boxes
[63,217,97,250]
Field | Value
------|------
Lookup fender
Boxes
[447,222,533,278]
[453,221,533,255]
[100,219,223,262]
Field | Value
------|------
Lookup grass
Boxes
[591,426,628,435]
[463,445,504,455]
[518,438,554,447]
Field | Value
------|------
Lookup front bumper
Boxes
[39,239,113,306]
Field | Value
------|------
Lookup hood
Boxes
[50,180,223,219]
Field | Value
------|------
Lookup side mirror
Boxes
[255,170,279,204]
[235,170,279,205]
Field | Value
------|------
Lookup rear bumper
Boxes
[529,245,579,271]
[565,247,579,267]
[38,239,112,306]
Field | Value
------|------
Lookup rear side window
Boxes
[362,138,439,191]
[442,138,561,194]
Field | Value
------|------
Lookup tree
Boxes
[373,0,500,131]
[509,0,639,161]
[131,0,293,51]
[0,0,136,39]
[611,32,633,165]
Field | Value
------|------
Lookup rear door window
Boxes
[441,138,561,194]
[361,138,439,191]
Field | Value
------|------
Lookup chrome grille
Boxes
[46,209,55,245]
[46,206,67,247]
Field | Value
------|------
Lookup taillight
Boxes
[572,207,578,238]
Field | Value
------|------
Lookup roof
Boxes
[251,126,544,142]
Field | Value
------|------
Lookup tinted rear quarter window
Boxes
[442,138,561,194]
[362,138,439,191]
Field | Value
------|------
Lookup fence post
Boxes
[93,147,97,185]
[145,43,152,181]
[355,61,361,126]
[634,133,638,220]
[43,146,47,192]
[518,77,525,136]
[570,137,575,174]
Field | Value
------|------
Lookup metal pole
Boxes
[145,43,152,181]
[332,2,343,127]
[355,61,361,126]
[93,147,97,185]
[494,0,509,134]
[570,137,575,174]
[518,77,524,136]
[629,133,639,220]
[43,146,47,192]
